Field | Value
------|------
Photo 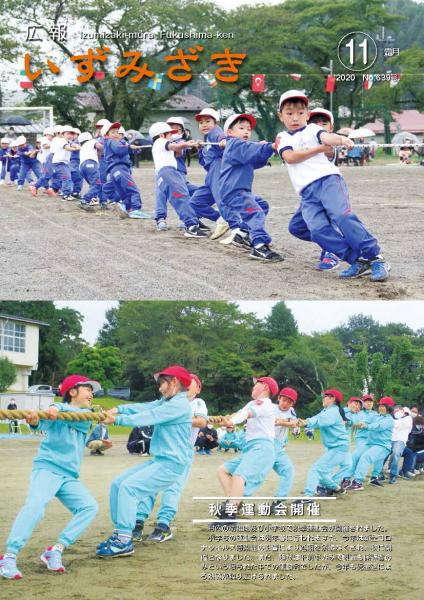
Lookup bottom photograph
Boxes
[0,300,422,600]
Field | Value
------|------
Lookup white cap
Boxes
[15,135,27,145]
[149,122,177,139]
[73,127,81,135]
[278,89,308,110]
[40,136,51,147]
[166,116,185,128]
[118,126,125,134]
[43,127,54,136]
[96,118,111,127]
[0,137,10,144]
[223,113,257,132]
[78,132,93,143]
[194,108,220,122]
[62,125,77,133]
[309,108,334,125]
[53,125,64,134]
[36,136,43,142]
[10,140,20,147]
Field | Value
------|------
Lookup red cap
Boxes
[279,387,298,403]
[323,389,343,403]
[362,394,374,401]
[254,376,279,397]
[379,396,395,407]
[59,374,100,397]
[190,373,202,392]
[154,365,192,389]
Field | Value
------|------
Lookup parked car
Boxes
[28,385,55,396]
[107,387,131,401]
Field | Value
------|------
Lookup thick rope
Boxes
[0,409,106,422]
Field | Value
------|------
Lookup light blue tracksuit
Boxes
[337,408,378,481]
[353,414,394,483]
[135,397,208,527]
[109,393,192,535]
[273,406,296,497]
[6,404,98,554]
[304,404,351,495]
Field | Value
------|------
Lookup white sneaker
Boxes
[210,220,230,240]
[406,471,416,477]
[0,180,5,186]
[219,230,237,245]
[413,469,421,475]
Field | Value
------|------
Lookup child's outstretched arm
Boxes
[320,132,354,149]
[281,146,326,164]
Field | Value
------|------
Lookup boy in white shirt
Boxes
[216,376,279,519]
[150,122,208,238]
[277,90,390,282]
[50,125,80,200]
[78,132,103,210]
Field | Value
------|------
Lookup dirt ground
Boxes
[0,436,422,600]
[0,163,423,300]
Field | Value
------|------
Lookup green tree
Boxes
[66,345,124,391]
[264,302,298,342]
[0,358,17,393]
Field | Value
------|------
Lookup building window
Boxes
[0,320,26,353]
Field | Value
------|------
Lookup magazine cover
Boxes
[0,1,423,599]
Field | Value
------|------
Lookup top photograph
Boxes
[0,0,423,301]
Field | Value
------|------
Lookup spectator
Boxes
[410,405,421,418]
[347,144,362,166]
[7,398,18,434]
[400,415,424,477]
[218,425,239,452]
[195,424,218,455]
[126,425,153,455]
[305,428,314,440]
[388,405,413,482]
[86,422,113,455]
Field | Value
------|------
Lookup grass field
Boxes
[0,436,422,600]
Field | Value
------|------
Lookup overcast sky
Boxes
[55,301,424,345]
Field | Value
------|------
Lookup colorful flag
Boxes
[202,73,217,88]
[390,73,401,87]
[289,73,302,81]
[94,71,105,80]
[363,75,373,91]
[251,74,265,92]
[325,75,336,93]
[148,73,163,91]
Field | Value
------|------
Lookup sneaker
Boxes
[16,185,23,191]
[132,521,144,542]
[96,532,119,551]
[148,525,173,543]
[413,469,421,475]
[398,472,412,480]
[63,195,75,202]
[389,476,397,484]
[40,547,65,572]
[46,188,57,197]
[220,230,237,245]
[210,221,230,240]
[156,219,168,231]
[249,244,284,262]
[72,193,81,200]
[370,477,384,487]
[291,499,314,508]
[128,209,152,219]
[346,480,364,491]
[0,180,4,186]
[341,478,351,489]
[339,258,371,279]
[316,485,333,497]
[370,257,391,282]
[29,185,38,197]
[198,220,211,233]
[204,449,211,455]
[332,486,346,496]
[116,203,129,219]
[184,225,208,238]
[96,535,134,558]
[0,554,23,580]
[317,252,340,271]
[231,233,251,251]
[377,473,386,481]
